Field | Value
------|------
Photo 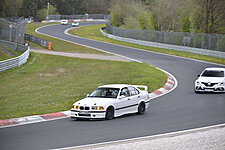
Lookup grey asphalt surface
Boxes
[30,48,133,62]
[1,22,225,150]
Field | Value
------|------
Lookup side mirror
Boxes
[86,94,89,97]
[197,74,200,77]
[118,95,125,99]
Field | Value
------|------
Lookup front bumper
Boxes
[195,84,225,92]
[71,109,106,119]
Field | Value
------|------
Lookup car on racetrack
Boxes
[71,84,150,120]
[72,21,79,27]
[61,20,68,25]
[195,67,225,93]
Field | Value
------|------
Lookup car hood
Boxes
[197,77,225,83]
[73,97,115,106]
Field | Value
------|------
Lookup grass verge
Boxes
[0,44,23,61]
[0,49,12,61]
[0,23,167,120]
[25,23,107,54]
[68,24,225,65]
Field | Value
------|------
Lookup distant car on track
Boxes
[195,68,225,93]
[71,84,150,120]
[61,20,68,25]
[72,21,79,27]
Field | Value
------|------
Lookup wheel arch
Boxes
[137,100,146,114]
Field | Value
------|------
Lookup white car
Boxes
[71,84,150,120]
[61,20,68,25]
[195,68,225,93]
[72,21,79,27]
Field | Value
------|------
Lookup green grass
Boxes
[0,49,11,61]
[68,24,225,65]
[25,23,108,54]
[0,44,22,61]
[0,22,167,120]
[0,53,167,120]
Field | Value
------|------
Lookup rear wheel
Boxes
[105,106,114,120]
[137,102,146,115]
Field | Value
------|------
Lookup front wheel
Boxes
[70,116,77,120]
[194,89,200,93]
[105,107,114,120]
[137,102,146,115]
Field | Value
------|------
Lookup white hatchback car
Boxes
[195,68,225,93]
[61,20,68,25]
[71,84,150,120]
[72,21,79,27]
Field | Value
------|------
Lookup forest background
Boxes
[0,0,225,34]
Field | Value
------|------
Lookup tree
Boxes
[148,0,183,31]
[0,0,6,17]
[0,0,23,17]
[19,0,37,18]
[37,4,59,21]
[183,0,225,34]
[109,0,156,29]
[180,17,190,32]
[109,0,129,27]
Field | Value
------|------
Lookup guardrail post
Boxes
[216,34,219,51]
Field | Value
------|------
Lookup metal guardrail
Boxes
[0,46,30,72]
[47,14,110,20]
[101,27,225,59]
[0,17,30,72]
[105,24,225,52]
[24,34,50,48]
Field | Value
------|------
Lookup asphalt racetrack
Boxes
[1,22,225,150]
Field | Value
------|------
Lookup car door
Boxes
[128,86,140,113]
[115,87,131,116]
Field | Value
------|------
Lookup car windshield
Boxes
[201,70,224,77]
[88,88,120,98]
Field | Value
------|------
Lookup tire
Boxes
[137,102,146,115]
[105,106,114,120]
[194,89,200,93]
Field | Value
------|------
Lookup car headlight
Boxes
[219,82,224,86]
[92,106,104,110]
[72,105,79,109]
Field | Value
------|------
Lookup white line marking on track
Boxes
[34,24,224,150]
[35,25,142,63]
[66,25,225,67]
[51,123,225,150]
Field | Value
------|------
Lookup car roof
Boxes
[204,67,225,71]
[98,84,133,89]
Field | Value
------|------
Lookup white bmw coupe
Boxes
[195,68,225,93]
[71,84,150,120]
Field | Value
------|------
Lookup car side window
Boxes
[134,88,140,95]
[120,88,130,97]
[128,86,139,96]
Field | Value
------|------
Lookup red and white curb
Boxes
[0,71,177,128]
[149,70,177,100]
[0,111,70,128]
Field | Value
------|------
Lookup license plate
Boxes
[204,89,213,92]
[79,111,89,115]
